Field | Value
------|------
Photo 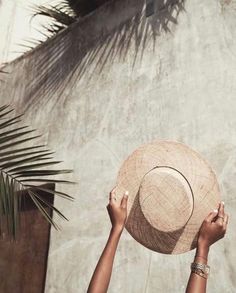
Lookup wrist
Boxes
[111,225,124,235]
[197,240,210,251]
[196,242,210,261]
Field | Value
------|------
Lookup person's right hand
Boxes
[106,188,129,233]
[197,201,229,248]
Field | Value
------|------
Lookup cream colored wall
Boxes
[0,0,61,64]
[0,0,236,292]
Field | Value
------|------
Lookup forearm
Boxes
[185,244,210,293]
[87,227,122,293]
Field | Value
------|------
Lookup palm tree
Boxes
[0,104,73,239]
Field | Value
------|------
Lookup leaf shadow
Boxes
[7,0,185,111]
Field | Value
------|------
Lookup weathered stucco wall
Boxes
[0,0,236,292]
[0,0,62,64]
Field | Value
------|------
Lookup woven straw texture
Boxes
[115,140,220,254]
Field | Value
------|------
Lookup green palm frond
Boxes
[0,105,74,239]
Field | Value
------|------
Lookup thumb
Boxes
[205,209,218,222]
[121,191,129,208]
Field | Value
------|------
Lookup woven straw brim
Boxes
[115,140,220,254]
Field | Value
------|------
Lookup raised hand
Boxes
[197,201,229,248]
[107,188,129,233]
[87,188,129,293]
[186,201,229,293]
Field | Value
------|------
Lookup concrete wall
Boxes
[0,0,61,64]
[0,0,236,292]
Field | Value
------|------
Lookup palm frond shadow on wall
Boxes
[0,104,73,239]
[0,68,8,83]
[18,0,185,111]
[19,0,111,50]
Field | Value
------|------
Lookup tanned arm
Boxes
[185,201,229,293]
[87,188,129,293]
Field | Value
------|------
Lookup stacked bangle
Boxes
[191,262,210,279]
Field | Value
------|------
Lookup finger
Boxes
[218,201,225,217]
[110,186,116,194]
[109,190,116,204]
[205,209,218,222]
[216,201,225,224]
[109,187,116,199]
[121,191,129,208]
[223,213,229,230]
[106,204,110,214]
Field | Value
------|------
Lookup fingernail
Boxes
[222,201,225,205]
[125,191,129,196]
[213,209,218,213]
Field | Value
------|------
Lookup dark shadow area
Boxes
[0,183,55,293]
[20,183,56,212]
[190,231,199,250]
[68,0,113,16]
[126,189,187,254]
[14,0,185,111]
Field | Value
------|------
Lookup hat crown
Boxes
[116,140,220,254]
[139,166,194,232]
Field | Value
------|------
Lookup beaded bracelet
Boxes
[191,262,210,279]
[191,268,208,279]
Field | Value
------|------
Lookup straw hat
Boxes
[115,140,220,254]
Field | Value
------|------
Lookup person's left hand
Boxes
[197,201,228,248]
[106,188,129,232]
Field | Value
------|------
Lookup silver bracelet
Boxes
[191,262,210,278]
